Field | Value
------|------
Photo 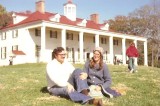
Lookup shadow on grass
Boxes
[40,86,49,93]
[40,86,70,99]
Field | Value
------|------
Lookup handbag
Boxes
[88,85,104,98]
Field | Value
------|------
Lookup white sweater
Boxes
[46,59,75,89]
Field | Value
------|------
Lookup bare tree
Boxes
[131,0,160,67]
[107,0,160,67]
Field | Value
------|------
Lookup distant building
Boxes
[0,0,148,66]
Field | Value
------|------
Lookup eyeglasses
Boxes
[57,53,66,56]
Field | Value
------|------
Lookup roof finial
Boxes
[67,0,72,3]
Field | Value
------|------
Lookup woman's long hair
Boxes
[89,52,103,70]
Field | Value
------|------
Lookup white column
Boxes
[95,34,99,47]
[40,25,46,62]
[109,36,113,64]
[79,31,84,63]
[134,40,138,66]
[122,38,126,65]
[61,29,66,49]
[144,41,148,66]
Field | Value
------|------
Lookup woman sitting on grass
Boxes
[82,47,121,98]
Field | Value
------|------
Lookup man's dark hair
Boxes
[52,47,65,59]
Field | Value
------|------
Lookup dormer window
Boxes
[77,19,87,27]
[50,14,61,22]
[12,12,28,24]
[55,18,58,22]
[100,23,109,31]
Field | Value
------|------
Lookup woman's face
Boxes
[93,51,101,63]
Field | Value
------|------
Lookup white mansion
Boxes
[0,0,148,66]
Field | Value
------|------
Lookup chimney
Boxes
[36,0,45,13]
[90,13,99,24]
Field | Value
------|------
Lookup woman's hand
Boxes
[67,82,75,93]
[79,72,88,80]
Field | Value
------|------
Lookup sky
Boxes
[0,0,152,23]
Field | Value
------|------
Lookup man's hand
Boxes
[95,85,101,91]
[79,72,87,80]
[67,82,75,93]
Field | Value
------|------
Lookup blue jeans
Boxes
[48,68,92,104]
[128,57,135,71]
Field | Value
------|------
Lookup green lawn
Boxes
[0,63,160,106]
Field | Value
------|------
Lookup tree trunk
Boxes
[152,47,154,67]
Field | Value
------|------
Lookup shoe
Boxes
[89,99,103,106]
[81,89,89,95]
[97,99,103,106]
[130,69,133,73]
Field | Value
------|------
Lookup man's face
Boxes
[55,50,66,63]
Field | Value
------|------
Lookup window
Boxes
[50,30,57,38]
[12,45,18,51]
[12,30,18,38]
[101,37,107,44]
[66,47,74,60]
[1,32,6,40]
[1,47,6,59]
[93,36,95,43]
[55,18,58,22]
[65,7,67,13]
[66,32,73,40]
[35,29,41,36]
[35,45,41,57]
[68,7,71,13]
[113,39,119,46]
[72,7,75,12]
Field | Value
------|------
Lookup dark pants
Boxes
[48,68,92,104]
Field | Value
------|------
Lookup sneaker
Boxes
[101,87,121,98]
[130,69,133,73]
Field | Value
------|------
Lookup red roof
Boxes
[15,12,32,16]
[12,50,26,55]
[2,11,103,30]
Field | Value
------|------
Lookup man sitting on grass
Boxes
[46,47,102,106]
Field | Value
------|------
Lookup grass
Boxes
[0,63,160,106]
